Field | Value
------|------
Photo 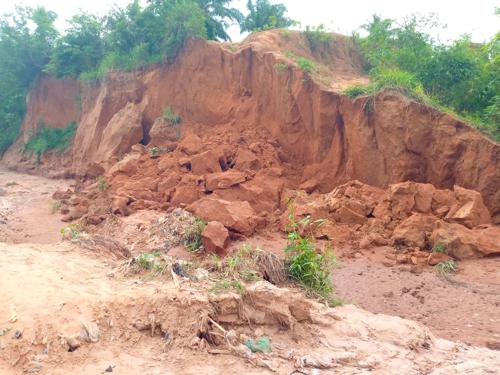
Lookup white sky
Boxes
[0,0,498,43]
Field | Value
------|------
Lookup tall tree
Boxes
[46,12,104,77]
[240,0,294,32]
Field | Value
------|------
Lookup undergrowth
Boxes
[182,217,206,252]
[163,105,182,126]
[284,201,337,303]
[24,120,77,162]
[304,24,331,51]
[435,260,458,276]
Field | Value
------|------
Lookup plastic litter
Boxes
[244,336,272,353]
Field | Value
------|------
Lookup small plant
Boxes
[149,146,160,158]
[60,223,80,240]
[137,252,158,270]
[432,243,447,254]
[210,279,246,294]
[222,244,261,282]
[435,260,458,276]
[51,200,62,214]
[296,57,314,73]
[284,203,336,298]
[163,106,182,126]
[343,85,370,98]
[274,62,288,73]
[304,24,331,51]
[131,252,168,276]
[96,176,108,192]
[182,217,206,252]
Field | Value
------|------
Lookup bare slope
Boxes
[2,30,499,220]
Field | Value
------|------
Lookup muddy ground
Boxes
[0,166,499,374]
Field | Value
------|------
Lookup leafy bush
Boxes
[304,24,331,51]
[357,13,499,140]
[284,204,336,298]
[24,120,77,161]
[297,57,315,73]
[343,85,370,98]
[343,68,429,104]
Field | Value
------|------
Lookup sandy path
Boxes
[0,166,71,244]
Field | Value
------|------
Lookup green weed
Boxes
[149,146,160,158]
[284,203,336,298]
[432,243,447,254]
[96,176,108,192]
[163,106,182,126]
[296,57,315,73]
[435,260,458,276]
[210,279,246,294]
[182,217,206,252]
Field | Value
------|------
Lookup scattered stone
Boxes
[201,221,229,254]
[427,252,453,266]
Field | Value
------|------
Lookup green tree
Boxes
[0,6,58,154]
[240,0,294,32]
[195,0,243,40]
[163,0,208,58]
[45,12,104,77]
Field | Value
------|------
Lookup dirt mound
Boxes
[2,30,499,222]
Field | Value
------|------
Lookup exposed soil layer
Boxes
[3,30,499,221]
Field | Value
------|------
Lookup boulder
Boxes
[234,149,261,171]
[201,221,230,254]
[431,221,500,259]
[96,102,143,163]
[178,134,203,155]
[445,186,491,228]
[170,175,201,206]
[392,213,438,248]
[61,205,88,222]
[190,150,222,175]
[188,198,257,235]
[107,153,141,177]
[205,170,248,191]
[431,189,457,217]
[111,196,130,216]
[148,117,180,146]
[85,163,105,179]
[427,252,453,266]
[332,205,367,225]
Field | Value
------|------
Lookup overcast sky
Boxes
[0,0,498,43]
